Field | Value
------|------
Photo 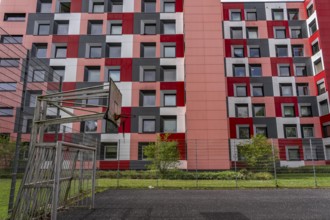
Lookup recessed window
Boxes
[236,85,247,97]
[163,1,175,13]
[144,0,156,13]
[292,45,304,57]
[275,28,286,39]
[233,64,245,77]
[4,13,26,21]
[162,117,177,133]
[291,28,302,39]
[252,85,264,97]
[231,11,241,21]
[143,69,156,82]
[279,65,290,77]
[163,45,176,58]
[249,47,260,58]
[104,143,117,160]
[143,119,156,133]
[0,59,20,67]
[236,104,248,118]
[246,11,257,21]
[138,143,152,160]
[109,68,120,82]
[0,83,16,91]
[320,100,329,116]
[253,104,265,117]
[249,64,262,77]
[312,41,320,55]
[246,27,258,39]
[317,81,326,95]
[39,1,52,13]
[108,43,121,58]
[296,83,309,96]
[144,23,157,35]
[89,46,102,58]
[92,2,104,13]
[110,23,122,35]
[238,126,250,139]
[29,93,39,107]
[59,2,71,13]
[276,45,288,57]
[38,23,50,35]
[301,125,314,138]
[255,126,267,137]
[233,47,244,58]
[300,105,312,117]
[162,66,176,82]
[295,65,307,76]
[141,91,156,107]
[162,20,176,34]
[272,9,284,20]
[0,107,14,117]
[307,4,314,17]
[54,46,67,58]
[231,27,243,39]
[323,125,330,138]
[314,59,324,74]
[283,105,295,117]
[309,20,317,35]
[288,9,299,20]
[55,21,69,35]
[164,94,176,107]
[287,147,300,161]
[84,120,97,133]
[34,43,48,58]
[284,125,297,138]
[86,67,100,82]
[141,43,156,58]
[1,35,23,44]
[110,0,123,12]
[280,84,293,96]
[88,20,103,35]
[32,70,46,82]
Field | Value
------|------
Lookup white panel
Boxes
[54,13,81,35]
[306,11,318,36]
[160,58,185,82]
[272,76,296,97]
[115,82,132,107]
[265,3,287,21]
[227,97,252,118]
[268,39,291,58]
[101,133,131,160]
[123,0,134,12]
[223,21,246,39]
[160,13,184,34]
[49,58,78,82]
[225,58,248,77]
[280,161,305,168]
[160,107,186,133]
[276,118,300,138]
[230,139,250,161]
[106,35,133,58]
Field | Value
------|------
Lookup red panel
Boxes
[224,39,247,57]
[160,133,186,159]
[226,77,250,97]
[105,58,132,81]
[278,139,303,160]
[99,161,130,170]
[70,0,82,12]
[274,97,298,117]
[160,82,185,107]
[270,58,293,76]
[43,133,73,143]
[62,82,76,107]
[267,21,289,39]
[222,3,245,21]
[107,13,134,34]
[229,118,253,139]
[52,35,79,58]
[176,0,183,12]
[160,35,184,57]
[118,107,131,133]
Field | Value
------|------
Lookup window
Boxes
[275,28,286,39]
[104,143,117,160]
[163,45,176,58]
[276,45,288,57]
[110,0,123,12]
[143,69,156,82]
[59,2,71,13]
[238,126,250,139]
[291,28,302,39]
[86,67,100,82]
[296,84,309,96]
[279,65,290,77]
[144,0,156,13]
[312,41,320,55]
[29,93,39,107]
[162,117,177,132]
[287,147,300,161]
[34,44,47,58]
[141,91,156,107]
[138,143,151,160]
[4,13,26,21]
[301,125,314,138]
[54,46,67,58]
[84,120,97,133]
[163,1,175,13]
[249,64,262,77]
[253,104,265,117]
[288,9,299,20]
[51,66,65,82]
[314,59,323,74]
[92,2,104,13]
[272,9,284,20]
[0,59,20,67]
[110,23,122,35]
[89,46,102,58]
[292,45,304,57]
[0,107,14,117]
[39,1,52,13]
[88,21,103,35]
[304,145,317,160]
[233,47,244,58]
[109,68,120,82]
[162,21,176,34]
[143,119,156,133]
[309,20,317,35]
[249,47,260,58]
[108,43,121,58]
[236,104,248,117]
[280,84,293,96]
[233,64,245,77]
[231,27,243,39]
[162,66,176,82]
[141,43,156,58]
[230,11,241,21]
[246,27,258,39]
[1,35,23,44]
[255,126,267,137]
[300,105,312,117]
[317,81,326,95]
[32,70,45,82]
[45,116,58,133]
[295,65,307,76]
[55,21,69,35]
[0,83,16,91]
[284,125,297,138]
[323,125,330,138]
[283,105,295,117]
[144,23,156,35]
[252,85,264,97]
[164,94,176,107]
[307,4,314,17]
[37,23,50,35]
[236,85,247,97]
[320,100,329,116]
[246,11,257,21]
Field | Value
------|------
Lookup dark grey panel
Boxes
[132,58,160,82]
[302,138,325,160]
[129,160,151,170]
[293,57,313,76]
[297,96,319,117]
[133,13,160,35]
[246,39,269,57]
[26,13,54,35]
[253,117,277,138]
[76,82,102,89]
[78,35,106,58]
[288,20,308,38]
[250,77,273,96]
[244,3,266,20]
[131,107,160,133]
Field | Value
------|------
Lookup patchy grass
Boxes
[0,179,20,220]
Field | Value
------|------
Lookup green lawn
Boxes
[0,179,20,220]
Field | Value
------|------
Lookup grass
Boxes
[0,179,20,220]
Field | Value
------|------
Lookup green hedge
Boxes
[277,166,330,174]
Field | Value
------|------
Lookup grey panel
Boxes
[250,77,273,96]
[244,3,266,21]
[132,58,160,82]
[246,39,269,57]
[133,13,160,35]
[302,138,325,160]
[297,96,319,117]
[288,20,308,38]
[131,107,160,133]
[78,35,106,58]
[129,160,151,170]
[293,57,313,76]
[26,13,54,35]
[253,117,278,138]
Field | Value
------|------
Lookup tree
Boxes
[0,135,16,168]
[144,134,180,176]
[237,135,277,171]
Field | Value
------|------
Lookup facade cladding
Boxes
[0,0,330,170]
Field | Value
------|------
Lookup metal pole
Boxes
[8,50,30,213]
[51,142,62,220]
[271,139,278,188]
[234,140,238,189]
[55,76,63,142]
[195,140,198,188]
[91,148,97,209]
[309,139,317,188]
[117,140,121,188]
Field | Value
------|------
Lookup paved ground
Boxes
[58,189,330,220]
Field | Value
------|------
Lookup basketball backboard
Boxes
[104,79,122,127]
